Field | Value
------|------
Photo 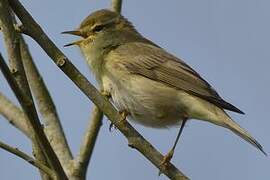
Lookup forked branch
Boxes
[0,140,55,178]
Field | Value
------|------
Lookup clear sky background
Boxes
[0,0,269,179]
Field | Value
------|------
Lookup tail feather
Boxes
[225,118,267,156]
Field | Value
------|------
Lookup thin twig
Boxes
[73,106,103,178]
[0,140,55,178]
[8,0,188,179]
[0,52,67,179]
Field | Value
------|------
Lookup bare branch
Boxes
[0,6,52,179]
[0,52,67,179]
[73,106,103,178]
[0,0,69,178]
[0,140,55,179]
[0,93,52,180]
[1,2,72,175]
[20,36,73,170]
[0,87,51,180]
[111,0,122,13]
[32,141,53,180]
[0,91,30,136]
[0,93,53,179]
[0,85,52,180]
[8,0,188,179]
[0,1,29,99]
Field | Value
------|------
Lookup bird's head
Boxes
[62,9,140,49]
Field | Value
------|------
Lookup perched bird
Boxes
[63,9,266,164]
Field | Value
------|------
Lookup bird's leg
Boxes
[160,118,187,168]
[100,90,115,131]
[100,89,130,130]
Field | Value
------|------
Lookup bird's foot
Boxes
[109,110,129,131]
[119,109,129,122]
[100,90,115,131]
[159,149,174,172]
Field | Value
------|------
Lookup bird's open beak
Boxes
[63,39,84,47]
[62,30,82,36]
[62,30,84,47]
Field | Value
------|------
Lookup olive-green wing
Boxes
[108,42,244,114]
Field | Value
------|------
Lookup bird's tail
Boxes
[223,115,267,156]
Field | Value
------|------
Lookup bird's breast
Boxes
[80,45,105,83]
[101,73,187,128]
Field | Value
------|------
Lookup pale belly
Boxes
[102,74,187,128]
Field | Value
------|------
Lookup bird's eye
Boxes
[92,25,104,32]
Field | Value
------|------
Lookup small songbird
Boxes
[63,9,266,164]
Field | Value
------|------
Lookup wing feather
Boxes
[107,42,244,114]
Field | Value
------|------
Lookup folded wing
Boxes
[107,42,244,114]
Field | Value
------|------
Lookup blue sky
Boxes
[0,0,269,179]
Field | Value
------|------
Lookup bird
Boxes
[62,9,266,165]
